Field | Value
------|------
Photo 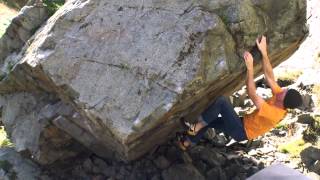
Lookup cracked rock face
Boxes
[0,0,307,162]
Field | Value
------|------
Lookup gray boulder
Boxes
[0,148,41,180]
[0,92,86,164]
[0,4,48,72]
[0,0,307,162]
[162,164,205,180]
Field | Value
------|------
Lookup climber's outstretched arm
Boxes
[243,51,265,109]
[256,36,279,93]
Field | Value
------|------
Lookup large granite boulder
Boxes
[0,0,307,162]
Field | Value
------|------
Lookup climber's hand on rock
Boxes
[243,51,254,70]
[256,35,268,56]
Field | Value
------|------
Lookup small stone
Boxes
[165,146,180,162]
[297,114,315,124]
[0,169,6,177]
[243,165,251,171]
[204,128,216,140]
[301,146,320,168]
[212,134,228,146]
[0,148,41,180]
[101,166,117,177]
[206,168,219,179]
[278,130,287,136]
[128,170,147,180]
[162,164,205,180]
[247,166,259,177]
[224,164,244,179]
[246,139,262,148]
[153,156,171,170]
[92,175,106,180]
[238,173,247,180]
[257,162,265,170]
[189,146,225,167]
[299,94,315,111]
[206,167,227,180]
[83,158,94,172]
[181,152,193,164]
[248,150,257,156]
[266,156,274,163]
[226,154,239,160]
[258,146,275,154]
[271,129,280,135]
[116,166,130,179]
[92,157,109,170]
[150,174,161,180]
[231,176,241,180]
[39,175,52,180]
[310,160,320,174]
[194,160,208,174]
[276,152,288,159]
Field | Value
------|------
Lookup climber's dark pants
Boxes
[188,96,247,144]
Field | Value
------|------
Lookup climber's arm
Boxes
[256,36,279,92]
[244,51,265,109]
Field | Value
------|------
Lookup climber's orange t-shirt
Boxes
[243,85,287,140]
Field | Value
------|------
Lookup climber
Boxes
[178,35,303,150]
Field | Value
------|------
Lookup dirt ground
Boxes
[0,3,18,36]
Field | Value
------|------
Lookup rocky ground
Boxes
[2,54,319,179]
[24,60,319,180]
[0,0,319,180]
[32,70,318,180]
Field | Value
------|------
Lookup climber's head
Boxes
[282,89,303,109]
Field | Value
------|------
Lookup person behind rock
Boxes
[178,36,303,150]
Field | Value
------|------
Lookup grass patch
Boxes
[0,126,13,147]
[0,3,18,37]
[275,123,289,130]
[275,70,303,82]
[278,138,312,157]
[0,0,21,9]
[0,17,10,37]
[313,84,320,108]
[43,0,65,16]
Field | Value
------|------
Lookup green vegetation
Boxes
[278,138,312,157]
[275,123,289,130]
[0,126,13,147]
[0,0,21,9]
[43,0,65,16]
[275,70,303,82]
[279,116,319,157]
[0,21,8,37]
[313,84,320,108]
[0,3,17,37]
